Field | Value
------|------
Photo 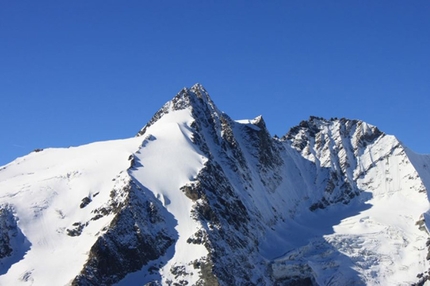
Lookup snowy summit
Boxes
[1,84,430,285]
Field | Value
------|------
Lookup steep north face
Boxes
[0,84,430,285]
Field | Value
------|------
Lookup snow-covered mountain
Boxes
[1,84,430,286]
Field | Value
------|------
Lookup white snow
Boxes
[0,100,210,285]
[126,108,208,284]
[0,138,144,285]
[1,91,430,285]
[266,123,430,285]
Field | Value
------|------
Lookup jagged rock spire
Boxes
[137,84,221,137]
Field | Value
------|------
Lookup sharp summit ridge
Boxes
[1,85,430,285]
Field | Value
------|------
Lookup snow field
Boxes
[129,108,208,284]
[0,138,143,285]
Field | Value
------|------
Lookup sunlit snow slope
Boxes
[1,84,430,286]
[0,138,142,285]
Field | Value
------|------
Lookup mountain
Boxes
[1,84,430,285]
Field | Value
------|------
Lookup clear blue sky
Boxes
[1,1,429,166]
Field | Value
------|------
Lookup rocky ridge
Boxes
[0,84,429,285]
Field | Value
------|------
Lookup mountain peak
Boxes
[1,85,430,285]
[169,83,211,111]
[137,84,220,137]
[284,116,384,143]
[190,82,207,94]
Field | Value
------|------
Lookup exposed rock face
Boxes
[1,84,430,285]
[72,179,176,285]
[0,205,30,276]
[283,116,386,210]
[61,87,430,285]
[0,206,18,260]
[132,86,430,285]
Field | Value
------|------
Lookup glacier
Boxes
[0,84,429,285]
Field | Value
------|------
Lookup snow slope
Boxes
[0,85,430,285]
[272,118,430,285]
[124,108,208,285]
[0,138,142,285]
